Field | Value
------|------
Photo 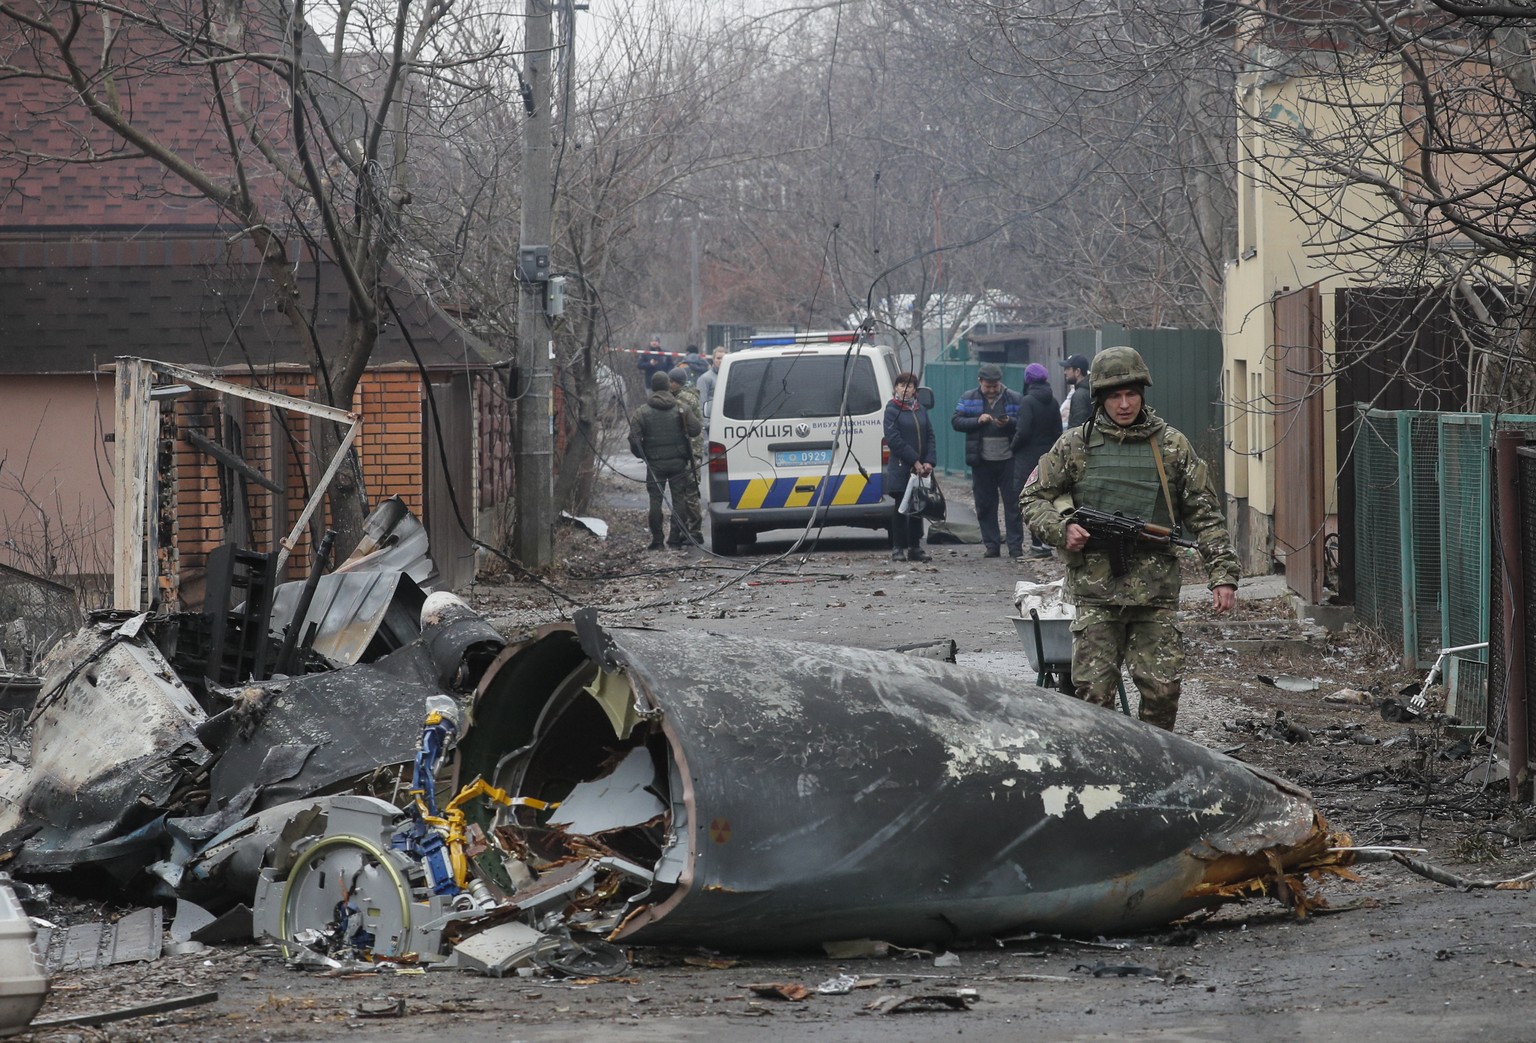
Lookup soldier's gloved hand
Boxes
[1212,584,1237,614]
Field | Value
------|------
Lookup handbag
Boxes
[900,474,946,519]
[920,475,947,521]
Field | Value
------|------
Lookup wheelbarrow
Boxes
[1007,609,1130,713]
[1008,608,1074,695]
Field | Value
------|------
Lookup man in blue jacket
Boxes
[952,362,1025,558]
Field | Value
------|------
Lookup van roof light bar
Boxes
[745,330,862,348]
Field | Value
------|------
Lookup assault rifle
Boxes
[1065,506,1198,578]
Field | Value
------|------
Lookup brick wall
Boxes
[169,370,426,584]
[356,371,425,515]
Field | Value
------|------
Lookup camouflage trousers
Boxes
[647,465,701,546]
[1069,604,1184,731]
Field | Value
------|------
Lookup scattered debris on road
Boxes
[0,508,1379,1011]
[864,989,976,1014]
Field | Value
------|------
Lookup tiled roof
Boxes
[0,237,489,375]
[0,5,299,231]
[0,10,492,376]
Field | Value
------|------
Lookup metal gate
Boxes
[1272,286,1326,603]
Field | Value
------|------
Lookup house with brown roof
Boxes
[0,6,505,597]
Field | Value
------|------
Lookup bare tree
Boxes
[927,0,1238,328]
[628,0,1235,346]
[1226,0,1536,411]
[654,0,1025,354]
[0,0,513,549]
[396,3,767,517]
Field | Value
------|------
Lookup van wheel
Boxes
[710,523,739,556]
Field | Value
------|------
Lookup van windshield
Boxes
[722,355,882,420]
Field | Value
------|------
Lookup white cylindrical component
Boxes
[420,591,475,630]
[467,878,498,910]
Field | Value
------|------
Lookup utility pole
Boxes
[689,221,701,348]
[514,0,554,568]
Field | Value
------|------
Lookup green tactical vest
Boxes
[1072,430,1173,527]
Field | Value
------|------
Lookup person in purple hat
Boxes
[1010,363,1062,558]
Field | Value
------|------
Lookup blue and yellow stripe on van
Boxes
[728,473,884,510]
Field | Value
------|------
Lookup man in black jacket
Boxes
[1060,353,1093,429]
[636,337,671,388]
[1011,363,1061,557]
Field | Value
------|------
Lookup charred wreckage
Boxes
[0,508,1361,992]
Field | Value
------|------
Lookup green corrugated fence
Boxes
[1354,409,1536,718]
[924,327,1224,491]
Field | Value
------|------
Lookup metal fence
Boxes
[0,562,82,671]
[1353,410,1408,657]
[1353,409,1536,724]
[1441,416,1494,726]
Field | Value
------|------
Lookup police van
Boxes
[705,331,899,555]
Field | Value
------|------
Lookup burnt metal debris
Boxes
[0,513,1356,986]
[458,611,1354,950]
[0,501,497,891]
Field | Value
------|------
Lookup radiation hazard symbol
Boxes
[709,818,732,844]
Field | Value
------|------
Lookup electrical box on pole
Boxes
[519,246,550,283]
[544,276,566,318]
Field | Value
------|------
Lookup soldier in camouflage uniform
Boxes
[669,367,705,464]
[1020,346,1239,730]
[668,367,706,550]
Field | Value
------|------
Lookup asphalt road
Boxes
[72,880,1531,1043]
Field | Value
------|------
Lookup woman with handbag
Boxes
[883,371,937,562]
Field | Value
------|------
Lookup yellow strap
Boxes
[509,796,560,811]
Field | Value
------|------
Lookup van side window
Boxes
[721,356,882,420]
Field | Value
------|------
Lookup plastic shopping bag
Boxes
[899,475,931,517]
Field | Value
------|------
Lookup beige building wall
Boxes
[0,375,115,585]
[1222,62,1401,571]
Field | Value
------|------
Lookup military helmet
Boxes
[1089,346,1153,393]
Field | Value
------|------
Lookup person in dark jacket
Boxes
[636,337,671,388]
[1010,363,1061,557]
[952,362,1025,558]
[883,371,937,563]
[1060,353,1093,429]
[629,369,703,549]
